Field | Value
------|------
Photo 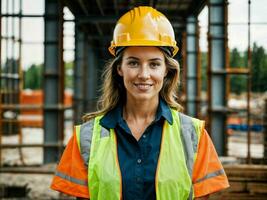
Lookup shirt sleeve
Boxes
[50,127,89,198]
[192,129,229,198]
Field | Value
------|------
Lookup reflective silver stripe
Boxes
[179,112,199,200]
[188,189,193,200]
[80,119,94,166]
[179,113,198,153]
[80,118,111,166]
[194,169,225,184]
[55,171,87,186]
[179,112,198,177]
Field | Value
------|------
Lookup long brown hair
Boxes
[82,50,182,122]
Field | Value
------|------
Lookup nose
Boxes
[137,65,150,79]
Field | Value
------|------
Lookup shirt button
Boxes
[137,158,142,164]
[143,134,146,138]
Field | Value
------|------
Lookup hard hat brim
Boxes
[109,40,179,57]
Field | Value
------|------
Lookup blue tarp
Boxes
[227,124,263,132]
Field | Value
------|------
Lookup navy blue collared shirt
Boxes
[100,99,173,200]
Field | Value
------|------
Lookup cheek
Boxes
[154,72,166,83]
[122,70,136,80]
[121,73,133,87]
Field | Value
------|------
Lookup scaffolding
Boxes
[0,0,74,167]
[181,0,266,163]
[0,0,24,166]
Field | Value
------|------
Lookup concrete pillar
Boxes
[208,0,228,155]
[186,16,200,117]
[43,0,64,163]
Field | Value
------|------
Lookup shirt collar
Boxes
[100,98,173,129]
[156,98,173,125]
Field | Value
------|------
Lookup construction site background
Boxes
[1,0,267,199]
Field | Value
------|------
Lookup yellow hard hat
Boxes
[109,6,179,57]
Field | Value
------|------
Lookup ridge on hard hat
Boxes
[109,6,179,57]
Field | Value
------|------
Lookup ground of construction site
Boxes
[1,0,267,199]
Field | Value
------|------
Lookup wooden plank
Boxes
[224,164,267,182]
[0,165,56,174]
[210,192,267,200]
[227,181,247,192]
[247,182,267,194]
[209,165,267,199]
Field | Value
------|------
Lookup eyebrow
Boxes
[126,56,163,61]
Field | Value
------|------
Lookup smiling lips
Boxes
[134,83,153,91]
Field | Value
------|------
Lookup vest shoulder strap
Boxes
[179,112,202,153]
[178,112,204,200]
[79,118,95,166]
[178,112,204,173]
[78,116,110,167]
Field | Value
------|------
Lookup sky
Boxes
[1,0,267,69]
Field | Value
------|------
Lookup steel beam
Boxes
[44,0,64,163]
[207,0,228,156]
[264,99,267,159]
[246,0,252,164]
[73,26,86,124]
[113,0,119,15]
[0,0,2,166]
[96,0,105,16]
[84,42,98,113]
[185,16,200,117]
[76,15,183,24]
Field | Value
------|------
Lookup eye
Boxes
[150,62,161,69]
[127,60,139,67]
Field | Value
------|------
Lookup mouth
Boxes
[134,83,153,90]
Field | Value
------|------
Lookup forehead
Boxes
[122,46,164,59]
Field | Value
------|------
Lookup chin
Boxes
[132,93,158,101]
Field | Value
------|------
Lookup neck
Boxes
[123,97,159,122]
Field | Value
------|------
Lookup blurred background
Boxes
[0,0,267,199]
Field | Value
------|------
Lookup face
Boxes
[117,46,167,102]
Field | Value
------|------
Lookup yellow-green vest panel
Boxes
[78,110,204,200]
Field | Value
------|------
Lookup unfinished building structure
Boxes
[1,0,266,199]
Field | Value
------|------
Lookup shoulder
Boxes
[74,117,98,149]
[171,111,205,141]
[76,114,103,132]
[171,110,205,129]
[178,112,204,124]
[76,113,110,141]
[74,118,95,136]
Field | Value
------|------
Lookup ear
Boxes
[117,65,123,76]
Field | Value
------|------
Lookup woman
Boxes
[51,6,229,200]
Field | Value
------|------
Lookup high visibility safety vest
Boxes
[75,109,204,200]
